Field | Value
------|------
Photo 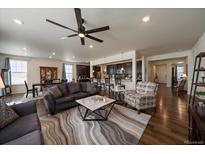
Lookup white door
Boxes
[156,65,167,84]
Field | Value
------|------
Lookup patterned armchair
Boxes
[124,81,158,113]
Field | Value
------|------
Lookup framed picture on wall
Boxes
[40,66,58,83]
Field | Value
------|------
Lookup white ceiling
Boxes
[0,8,205,62]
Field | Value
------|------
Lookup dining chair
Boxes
[97,78,104,90]
[104,78,114,93]
[24,81,38,98]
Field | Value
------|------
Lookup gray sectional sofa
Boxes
[0,101,43,145]
[43,82,100,115]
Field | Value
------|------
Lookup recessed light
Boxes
[89,45,93,48]
[13,19,24,25]
[52,52,56,56]
[49,55,52,59]
[23,47,27,51]
[60,36,67,40]
[142,16,150,22]
[72,56,75,59]
[78,33,85,38]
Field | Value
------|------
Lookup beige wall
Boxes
[0,53,77,94]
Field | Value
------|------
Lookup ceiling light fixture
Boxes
[177,61,184,64]
[60,36,67,40]
[49,55,52,59]
[23,47,27,51]
[78,33,85,38]
[13,19,24,25]
[142,16,150,22]
[52,52,56,56]
[89,45,93,48]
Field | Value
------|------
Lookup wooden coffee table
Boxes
[76,95,116,121]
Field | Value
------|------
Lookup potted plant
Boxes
[196,91,205,100]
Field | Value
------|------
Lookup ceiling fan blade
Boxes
[46,19,78,33]
[74,8,83,32]
[67,34,78,37]
[85,26,110,34]
[80,37,85,45]
[86,35,103,43]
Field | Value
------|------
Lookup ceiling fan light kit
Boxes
[46,8,110,45]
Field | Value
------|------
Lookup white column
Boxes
[166,62,172,87]
[90,63,93,78]
[132,51,136,89]
[187,53,194,95]
[141,56,145,81]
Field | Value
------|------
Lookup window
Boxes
[177,65,184,80]
[65,64,73,82]
[10,59,27,85]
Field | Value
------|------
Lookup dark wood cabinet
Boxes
[107,62,133,78]
[76,65,90,79]
[188,52,205,144]
[189,104,205,144]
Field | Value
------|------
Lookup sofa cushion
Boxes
[56,95,75,105]
[0,103,19,129]
[0,113,40,144]
[48,86,62,98]
[55,101,78,112]
[4,130,43,145]
[71,92,89,100]
[67,82,81,94]
[80,82,88,92]
[57,83,69,96]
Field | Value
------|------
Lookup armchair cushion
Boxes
[125,92,156,110]
[124,82,158,111]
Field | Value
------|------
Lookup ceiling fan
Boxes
[46,8,110,45]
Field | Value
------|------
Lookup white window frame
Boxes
[10,59,28,85]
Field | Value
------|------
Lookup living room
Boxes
[1,0,205,153]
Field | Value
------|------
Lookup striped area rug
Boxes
[37,100,151,145]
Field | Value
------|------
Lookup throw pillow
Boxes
[48,86,62,98]
[57,83,68,96]
[0,102,19,129]
[68,82,81,94]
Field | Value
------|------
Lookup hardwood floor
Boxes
[139,84,188,144]
[6,83,189,144]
